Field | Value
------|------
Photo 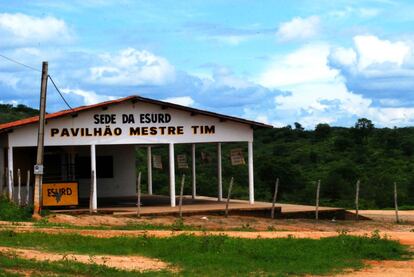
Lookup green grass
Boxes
[32,217,280,232]
[33,217,204,231]
[0,231,410,276]
[0,197,32,222]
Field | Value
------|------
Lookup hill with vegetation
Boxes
[141,118,414,210]
[253,119,414,209]
[0,103,38,124]
[1,105,413,209]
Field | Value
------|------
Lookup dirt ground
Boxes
[0,246,173,272]
[358,210,414,223]
[1,210,414,276]
[44,210,414,232]
[334,260,414,277]
[1,212,414,243]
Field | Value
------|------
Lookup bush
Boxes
[0,196,32,221]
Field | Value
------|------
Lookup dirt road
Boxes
[1,212,413,276]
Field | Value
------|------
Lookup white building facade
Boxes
[0,96,271,210]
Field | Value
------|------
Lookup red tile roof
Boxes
[0,95,272,133]
[0,96,137,133]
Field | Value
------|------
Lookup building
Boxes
[0,95,271,211]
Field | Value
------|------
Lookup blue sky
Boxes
[1,0,414,128]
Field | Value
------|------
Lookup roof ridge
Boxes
[0,95,271,133]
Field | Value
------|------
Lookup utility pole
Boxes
[33,61,48,219]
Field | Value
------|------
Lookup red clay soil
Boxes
[0,246,174,272]
[41,213,414,232]
[333,260,414,277]
[1,212,414,276]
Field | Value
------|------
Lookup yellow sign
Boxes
[42,182,78,206]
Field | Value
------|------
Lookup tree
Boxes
[257,159,305,201]
[333,136,352,151]
[315,123,331,139]
[352,118,374,143]
[401,140,414,156]
[322,161,358,201]
[294,122,304,131]
[355,118,374,134]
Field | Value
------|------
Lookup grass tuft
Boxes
[0,196,32,221]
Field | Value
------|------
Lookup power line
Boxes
[0,52,75,112]
[48,75,74,111]
[0,53,41,73]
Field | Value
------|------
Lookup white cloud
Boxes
[329,7,381,19]
[257,42,414,128]
[353,35,410,70]
[61,88,116,105]
[358,8,381,18]
[378,98,403,107]
[0,73,20,89]
[258,44,337,88]
[0,13,72,46]
[329,47,357,67]
[276,16,320,42]
[0,99,18,106]
[89,48,175,85]
[206,35,248,46]
[329,35,414,99]
[212,66,253,89]
[162,96,195,107]
[329,36,413,78]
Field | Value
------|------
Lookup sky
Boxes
[1,0,414,128]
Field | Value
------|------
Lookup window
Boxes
[75,156,114,178]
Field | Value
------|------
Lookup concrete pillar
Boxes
[7,146,13,200]
[248,141,254,204]
[91,144,97,212]
[147,146,153,195]
[169,143,176,207]
[192,143,196,199]
[217,142,223,201]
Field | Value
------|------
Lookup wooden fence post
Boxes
[26,170,30,206]
[225,177,234,218]
[137,171,142,218]
[315,180,320,220]
[17,169,21,206]
[271,178,279,219]
[394,182,399,223]
[179,174,186,218]
[355,180,360,221]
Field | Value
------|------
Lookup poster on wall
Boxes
[230,148,245,166]
[177,154,189,169]
[200,151,212,163]
[153,155,163,169]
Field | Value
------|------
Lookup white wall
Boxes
[0,147,4,193]
[0,134,7,193]
[8,101,254,147]
[77,144,136,198]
